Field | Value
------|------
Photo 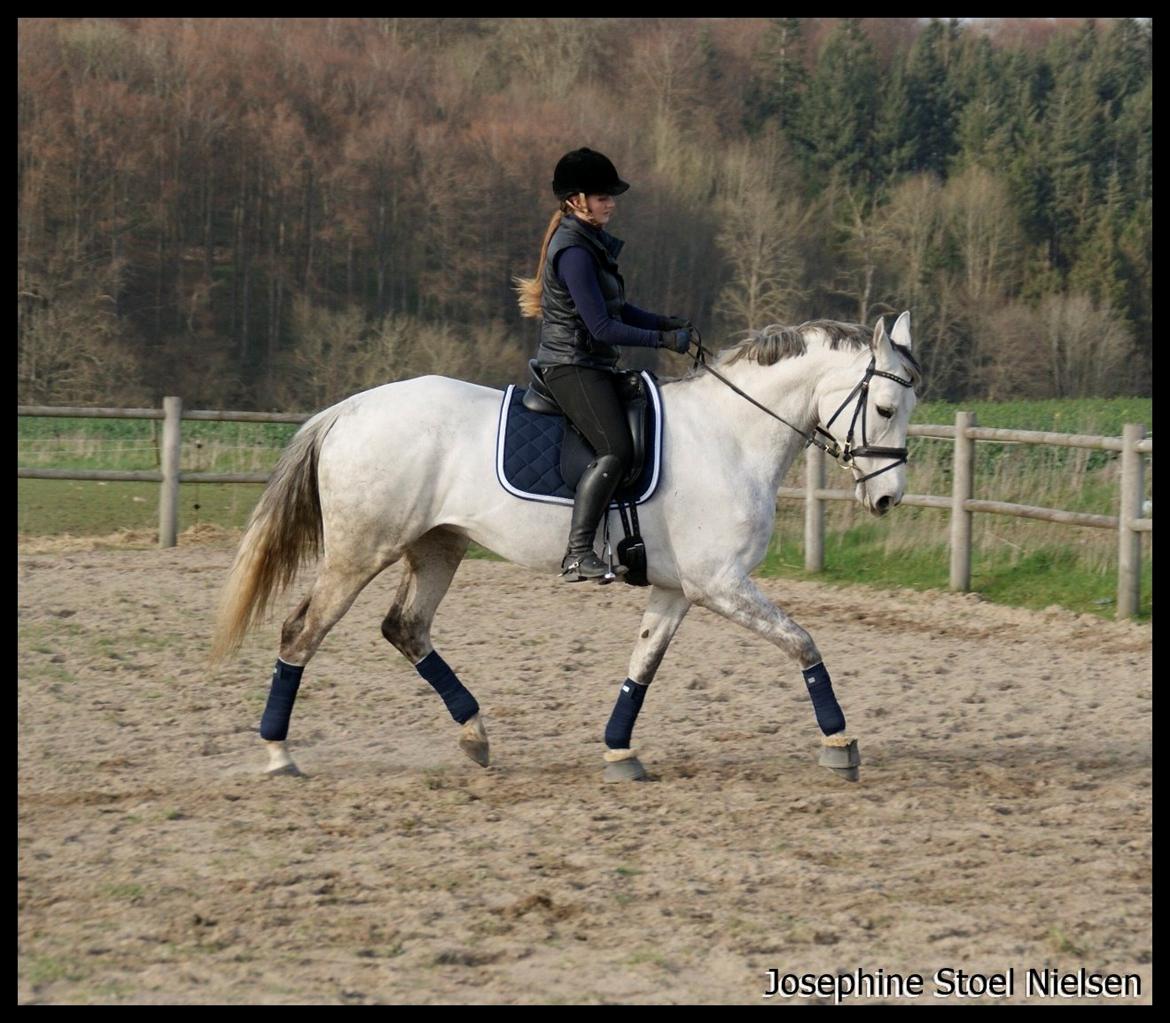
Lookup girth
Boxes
[522,360,649,491]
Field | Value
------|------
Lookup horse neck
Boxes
[684,346,850,492]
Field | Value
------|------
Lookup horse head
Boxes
[815,311,920,517]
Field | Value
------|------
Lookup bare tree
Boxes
[879,173,946,309]
[273,298,530,410]
[491,19,603,95]
[1040,292,1133,398]
[971,301,1053,399]
[18,249,145,405]
[942,165,1021,305]
[713,137,809,332]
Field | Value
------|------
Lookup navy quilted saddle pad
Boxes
[494,371,663,507]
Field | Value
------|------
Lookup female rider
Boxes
[515,147,697,581]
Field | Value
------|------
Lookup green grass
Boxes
[17,479,510,562]
[18,479,266,536]
[99,883,145,902]
[24,954,88,987]
[753,396,1153,620]
[18,416,299,472]
[759,511,1153,620]
[915,396,1151,435]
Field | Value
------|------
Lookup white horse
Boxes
[212,312,920,782]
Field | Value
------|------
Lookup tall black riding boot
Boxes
[561,454,628,581]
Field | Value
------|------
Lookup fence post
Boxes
[1117,423,1146,618]
[159,396,182,548]
[804,443,825,572]
[949,411,976,591]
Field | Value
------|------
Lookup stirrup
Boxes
[561,552,627,583]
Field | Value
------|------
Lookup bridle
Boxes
[689,332,915,483]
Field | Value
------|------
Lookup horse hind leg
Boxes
[260,553,398,776]
[379,528,488,768]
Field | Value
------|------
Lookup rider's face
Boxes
[573,192,616,226]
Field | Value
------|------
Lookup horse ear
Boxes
[893,309,912,348]
[870,316,889,352]
[891,310,912,350]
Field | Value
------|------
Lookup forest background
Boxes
[17,17,1152,411]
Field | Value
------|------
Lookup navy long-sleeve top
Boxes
[553,239,664,349]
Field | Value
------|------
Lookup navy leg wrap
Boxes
[260,658,305,741]
[803,662,846,736]
[416,651,479,725]
[605,678,648,749]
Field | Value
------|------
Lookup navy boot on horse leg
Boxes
[561,453,628,581]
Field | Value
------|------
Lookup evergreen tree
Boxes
[1096,18,1151,119]
[950,35,1013,173]
[1117,199,1152,388]
[798,19,879,192]
[873,48,913,181]
[1117,76,1153,205]
[1069,167,1128,313]
[901,19,960,177]
[744,18,807,139]
[1039,23,1105,274]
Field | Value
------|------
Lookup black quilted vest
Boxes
[536,215,626,370]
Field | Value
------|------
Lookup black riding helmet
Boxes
[552,148,630,200]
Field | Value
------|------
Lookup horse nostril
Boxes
[876,495,892,514]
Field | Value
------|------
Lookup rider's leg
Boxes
[563,453,625,577]
[542,366,633,580]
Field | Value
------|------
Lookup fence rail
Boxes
[18,399,1154,618]
[786,411,1151,617]
[17,404,311,424]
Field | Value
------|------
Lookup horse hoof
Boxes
[603,750,647,782]
[818,737,860,782]
[459,737,490,768]
[604,758,647,782]
[263,741,303,777]
[459,715,490,768]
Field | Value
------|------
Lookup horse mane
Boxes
[680,318,922,386]
[719,319,872,366]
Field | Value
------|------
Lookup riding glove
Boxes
[658,315,694,332]
[659,328,694,354]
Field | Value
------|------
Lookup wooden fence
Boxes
[19,399,1153,618]
[782,413,1152,618]
[17,398,310,548]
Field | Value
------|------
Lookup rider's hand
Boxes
[659,315,694,332]
[659,328,693,354]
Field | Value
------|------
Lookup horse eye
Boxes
[876,405,894,419]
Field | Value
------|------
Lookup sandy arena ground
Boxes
[18,529,1152,1004]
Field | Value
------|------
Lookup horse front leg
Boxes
[602,586,691,782]
[691,573,860,781]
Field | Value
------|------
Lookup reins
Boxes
[688,331,915,483]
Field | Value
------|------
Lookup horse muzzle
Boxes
[857,478,904,517]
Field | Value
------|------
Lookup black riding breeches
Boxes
[542,365,634,475]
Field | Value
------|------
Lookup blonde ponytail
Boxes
[513,207,565,319]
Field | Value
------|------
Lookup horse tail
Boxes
[211,404,345,663]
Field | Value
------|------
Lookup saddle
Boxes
[521,360,649,491]
[496,364,660,586]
